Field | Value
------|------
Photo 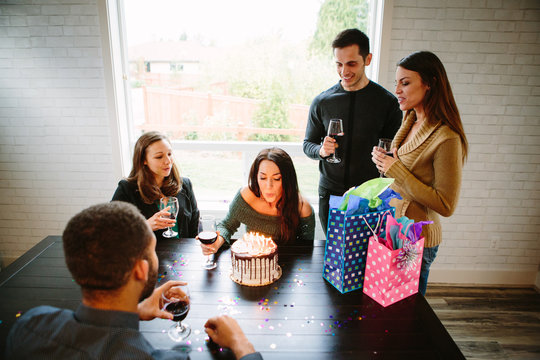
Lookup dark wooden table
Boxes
[0,236,464,359]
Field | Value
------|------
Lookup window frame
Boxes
[100,0,390,203]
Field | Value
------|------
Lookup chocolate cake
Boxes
[230,232,281,286]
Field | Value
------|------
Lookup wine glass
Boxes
[326,119,344,163]
[160,197,179,238]
[377,138,393,177]
[198,215,218,270]
[162,284,191,341]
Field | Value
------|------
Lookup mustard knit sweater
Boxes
[385,111,463,248]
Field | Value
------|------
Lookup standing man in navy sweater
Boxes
[303,28,402,235]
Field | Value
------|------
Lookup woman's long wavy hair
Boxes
[397,51,468,160]
[248,148,301,244]
[127,131,181,204]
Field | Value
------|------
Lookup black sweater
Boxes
[111,178,200,240]
[303,81,402,193]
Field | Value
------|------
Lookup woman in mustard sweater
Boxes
[372,51,468,295]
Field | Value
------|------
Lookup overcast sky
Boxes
[124,0,323,46]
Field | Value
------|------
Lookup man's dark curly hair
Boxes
[63,201,153,291]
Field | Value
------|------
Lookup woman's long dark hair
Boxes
[397,51,468,160]
[127,131,181,204]
[248,148,301,244]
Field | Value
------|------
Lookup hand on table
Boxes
[319,136,337,158]
[372,146,398,174]
[137,280,187,321]
[147,206,176,231]
[204,315,256,359]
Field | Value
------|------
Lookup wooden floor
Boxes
[425,285,540,360]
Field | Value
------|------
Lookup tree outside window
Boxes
[123,0,370,200]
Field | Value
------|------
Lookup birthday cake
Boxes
[230,232,281,286]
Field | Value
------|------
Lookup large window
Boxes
[115,0,374,203]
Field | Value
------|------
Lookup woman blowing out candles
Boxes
[371,51,468,295]
[112,131,200,240]
[200,147,315,256]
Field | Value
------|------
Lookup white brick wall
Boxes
[382,0,540,284]
[0,0,116,267]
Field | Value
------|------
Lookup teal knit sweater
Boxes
[217,190,315,246]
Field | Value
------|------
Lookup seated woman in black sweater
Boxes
[112,131,200,240]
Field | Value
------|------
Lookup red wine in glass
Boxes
[198,215,217,270]
[165,300,190,322]
[327,119,344,164]
[330,133,344,150]
[198,231,217,245]
[162,285,191,342]
[377,138,393,177]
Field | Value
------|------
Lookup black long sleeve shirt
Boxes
[303,81,403,193]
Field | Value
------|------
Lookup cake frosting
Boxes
[230,232,281,286]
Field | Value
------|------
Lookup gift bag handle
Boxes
[361,210,391,241]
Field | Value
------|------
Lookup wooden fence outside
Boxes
[138,86,309,140]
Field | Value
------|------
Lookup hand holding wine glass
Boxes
[147,208,176,231]
[197,215,218,270]
[326,119,344,163]
[162,284,191,341]
[376,138,393,177]
[137,280,187,321]
[160,197,179,238]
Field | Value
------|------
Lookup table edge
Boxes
[0,235,61,286]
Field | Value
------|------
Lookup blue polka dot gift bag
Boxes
[322,179,398,294]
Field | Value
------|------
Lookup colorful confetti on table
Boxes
[217,296,241,315]
[158,254,189,282]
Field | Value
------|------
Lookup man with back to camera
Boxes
[5,201,262,360]
[303,28,402,235]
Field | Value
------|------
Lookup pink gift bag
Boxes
[363,236,424,307]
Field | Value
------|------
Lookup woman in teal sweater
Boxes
[201,148,315,256]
